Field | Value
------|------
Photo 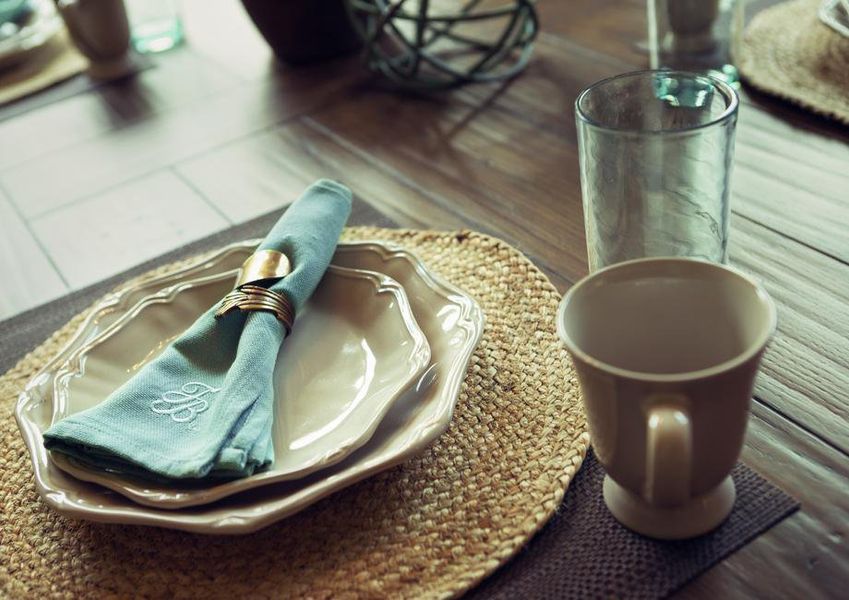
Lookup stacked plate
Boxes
[820,0,849,38]
[15,240,484,534]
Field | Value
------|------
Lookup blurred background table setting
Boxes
[0,1,847,598]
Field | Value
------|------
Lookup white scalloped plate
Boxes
[48,264,431,508]
[15,241,484,533]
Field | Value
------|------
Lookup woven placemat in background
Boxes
[0,28,87,107]
[740,0,849,125]
[0,206,799,598]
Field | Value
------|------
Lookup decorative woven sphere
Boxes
[344,0,539,90]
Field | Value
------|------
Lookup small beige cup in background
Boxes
[54,0,136,79]
[557,258,776,539]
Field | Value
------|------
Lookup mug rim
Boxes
[557,257,777,383]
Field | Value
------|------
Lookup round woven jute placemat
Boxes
[0,227,589,599]
[740,0,849,125]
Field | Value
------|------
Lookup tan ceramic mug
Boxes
[54,0,134,79]
[557,258,776,539]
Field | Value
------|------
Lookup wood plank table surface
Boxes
[1,0,847,597]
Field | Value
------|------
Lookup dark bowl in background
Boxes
[241,0,363,65]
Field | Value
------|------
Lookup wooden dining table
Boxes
[1,0,847,597]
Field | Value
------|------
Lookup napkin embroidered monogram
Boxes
[150,382,222,423]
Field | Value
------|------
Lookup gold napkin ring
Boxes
[214,250,295,334]
[235,249,292,288]
[215,285,295,334]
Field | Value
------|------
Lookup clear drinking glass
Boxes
[648,0,743,85]
[125,0,183,53]
[575,70,739,272]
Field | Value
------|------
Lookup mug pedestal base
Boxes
[86,53,138,80]
[603,475,735,540]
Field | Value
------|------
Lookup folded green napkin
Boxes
[44,179,352,480]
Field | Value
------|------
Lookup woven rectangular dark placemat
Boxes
[466,450,799,599]
[0,199,799,598]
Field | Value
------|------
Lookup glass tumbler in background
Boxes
[648,0,743,85]
[575,70,739,272]
[125,0,183,53]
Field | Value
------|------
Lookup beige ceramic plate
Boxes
[15,241,484,533]
[49,264,431,508]
[820,0,849,38]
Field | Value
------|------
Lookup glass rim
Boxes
[574,69,740,136]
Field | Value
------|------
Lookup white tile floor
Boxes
[0,80,288,322]
[0,0,325,323]
[0,164,242,321]
[175,128,316,223]
[0,102,344,322]
[0,110,318,320]
[0,187,68,320]
[30,170,230,289]
[0,0,288,322]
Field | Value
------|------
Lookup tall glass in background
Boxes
[575,70,739,272]
[648,0,743,85]
[125,0,183,53]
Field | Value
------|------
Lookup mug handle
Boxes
[644,396,691,507]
